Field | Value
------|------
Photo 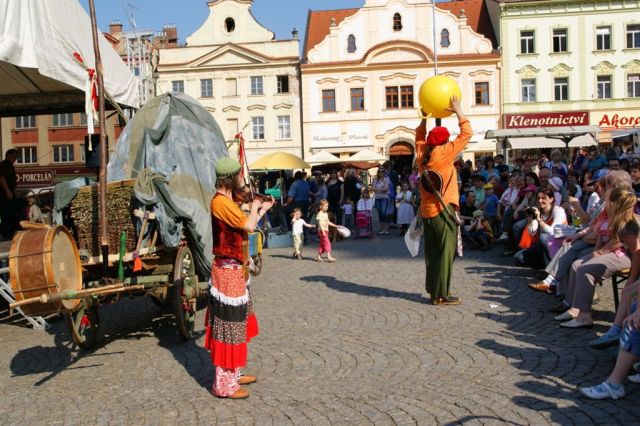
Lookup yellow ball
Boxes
[418,76,462,119]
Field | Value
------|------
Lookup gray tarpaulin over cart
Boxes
[108,93,228,278]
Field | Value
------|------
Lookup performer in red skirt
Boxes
[204,157,274,399]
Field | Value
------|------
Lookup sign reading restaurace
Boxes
[505,111,590,129]
[16,168,55,188]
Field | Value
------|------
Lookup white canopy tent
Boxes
[306,150,342,165]
[485,126,600,163]
[0,0,140,117]
[347,148,387,163]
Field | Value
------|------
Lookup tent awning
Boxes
[501,134,597,150]
[347,148,387,162]
[612,128,640,139]
[306,150,343,165]
[0,0,140,116]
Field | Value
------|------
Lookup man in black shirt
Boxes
[0,149,19,240]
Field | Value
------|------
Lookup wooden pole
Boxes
[87,0,110,273]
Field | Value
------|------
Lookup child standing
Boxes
[395,182,415,236]
[483,183,499,238]
[291,208,315,259]
[341,197,355,230]
[316,199,337,262]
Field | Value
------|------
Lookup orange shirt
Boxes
[416,120,472,219]
[210,193,247,229]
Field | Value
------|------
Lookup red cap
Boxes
[426,126,451,146]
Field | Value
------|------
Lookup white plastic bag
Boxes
[404,215,423,257]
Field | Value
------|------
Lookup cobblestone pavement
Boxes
[2,235,640,425]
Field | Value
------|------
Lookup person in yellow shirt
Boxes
[415,96,472,305]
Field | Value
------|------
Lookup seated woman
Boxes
[515,189,567,269]
[580,218,640,399]
[555,186,637,328]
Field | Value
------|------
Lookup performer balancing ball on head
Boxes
[205,157,274,399]
[415,96,472,305]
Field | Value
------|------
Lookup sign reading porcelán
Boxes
[591,110,640,130]
[504,111,590,129]
[16,168,55,188]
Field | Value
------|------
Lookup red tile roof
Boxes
[303,0,497,60]
[303,8,359,59]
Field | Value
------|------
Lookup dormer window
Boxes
[347,34,357,53]
[393,13,402,31]
[225,18,235,33]
[440,29,450,47]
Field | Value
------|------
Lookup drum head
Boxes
[51,227,82,310]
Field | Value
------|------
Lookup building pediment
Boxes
[191,45,268,68]
[548,63,573,77]
[591,61,616,74]
[515,65,541,78]
[375,126,416,141]
[622,60,640,73]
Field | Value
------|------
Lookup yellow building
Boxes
[301,0,502,168]
[156,0,302,164]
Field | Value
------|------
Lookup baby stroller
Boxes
[355,210,373,238]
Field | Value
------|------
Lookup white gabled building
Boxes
[156,0,302,163]
[301,0,502,168]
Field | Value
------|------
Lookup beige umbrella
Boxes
[306,150,343,165]
[346,149,387,163]
[250,152,311,170]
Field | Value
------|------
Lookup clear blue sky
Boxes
[80,0,366,43]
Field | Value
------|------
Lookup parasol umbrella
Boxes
[346,149,387,163]
[250,152,310,170]
[306,150,343,165]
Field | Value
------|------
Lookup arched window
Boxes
[347,34,357,53]
[440,29,450,47]
[225,17,235,33]
[393,13,402,31]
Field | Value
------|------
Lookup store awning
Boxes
[485,126,600,150]
[612,128,640,141]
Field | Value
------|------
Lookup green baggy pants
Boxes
[423,211,457,300]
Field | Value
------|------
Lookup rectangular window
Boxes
[16,146,37,165]
[554,78,569,101]
[521,78,536,102]
[520,30,535,54]
[52,113,74,127]
[350,88,365,111]
[250,76,263,95]
[251,117,265,140]
[552,28,568,53]
[225,78,237,96]
[628,74,640,98]
[596,26,611,50]
[597,75,612,99]
[171,80,184,94]
[474,82,490,105]
[322,89,336,112]
[276,75,289,93]
[53,144,75,163]
[15,115,36,129]
[80,144,86,162]
[80,113,87,126]
[400,86,414,108]
[628,24,640,49]
[277,116,291,139]
[200,79,213,98]
[385,86,399,109]
[227,119,239,137]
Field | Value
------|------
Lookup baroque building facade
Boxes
[487,0,640,144]
[301,0,501,166]
[156,0,302,163]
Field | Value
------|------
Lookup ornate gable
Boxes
[591,61,616,74]
[515,65,541,78]
[192,45,268,68]
[548,63,573,77]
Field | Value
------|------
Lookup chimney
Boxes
[330,18,337,27]
[109,20,123,35]
[163,23,178,47]
[292,27,299,40]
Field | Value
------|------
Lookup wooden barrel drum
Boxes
[10,225,83,316]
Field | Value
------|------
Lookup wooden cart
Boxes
[9,180,206,349]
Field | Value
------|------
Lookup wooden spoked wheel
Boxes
[65,302,99,349]
[172,246,197,341]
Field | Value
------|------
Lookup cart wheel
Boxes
[251,254,263,276]
[173,246,197,341]
[65,302,99,349]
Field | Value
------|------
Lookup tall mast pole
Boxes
[88,0,110,271]
[432,0,438,76]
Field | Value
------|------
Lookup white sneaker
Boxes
[497,232,508,241]
[628,374,640,384]
[579,381,625,400]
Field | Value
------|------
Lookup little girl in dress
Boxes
[316,199,338,262]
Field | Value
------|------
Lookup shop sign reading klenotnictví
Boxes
[504,111,590,129]
[16,168,55,188]
[591,110,640,130]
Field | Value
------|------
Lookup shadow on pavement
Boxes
[468,261,640,422]
[301,274,429,303]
